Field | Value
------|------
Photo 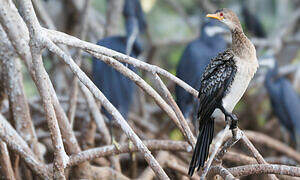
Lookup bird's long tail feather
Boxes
[188,118,214,176]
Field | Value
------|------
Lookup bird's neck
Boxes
[231,28,256,60]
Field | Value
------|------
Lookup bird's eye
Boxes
[220,12,223,16]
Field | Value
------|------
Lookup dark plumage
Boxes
[265,63,300,150]
[242,3,266,38]
[175,20,227,118]
[189,9,258,176]
[92,37,142,120]
[92,0,145,122]
[123,0,147,37]
[188,50,237,174]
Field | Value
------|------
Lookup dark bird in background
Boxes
[92,0,146,124]
[123,0,147,36]
[123,0,147,55]
[264,60,300,150]
[241,1,266,38]
[189,9,258,176]
[175,20,227,119]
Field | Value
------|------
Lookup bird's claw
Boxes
[229,114,238,130]
[225,113,238,130]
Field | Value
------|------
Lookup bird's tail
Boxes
[188,118,214,176]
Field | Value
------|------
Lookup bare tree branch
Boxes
[208,165,236,180]
[67,0,91,127]
[0,114,50,178]
[44,37,169,178]
[0,141,15,180]
[45,29,199,97]
[201,125,231,178]
[245,131,300,163]
[152,73,196,147]
[241,130,278,180]
[79,82,111,145]
[0,25,42,160]
[67,140,192,167]
[229,164,300,178]
[138,151,169,180]
[18,0,68,178]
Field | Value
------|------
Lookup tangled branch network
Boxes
[0,0,299,179]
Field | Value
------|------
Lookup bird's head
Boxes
[206,8,242,31]
[260,55,279,82]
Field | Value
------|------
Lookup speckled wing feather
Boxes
[197,50,237,126]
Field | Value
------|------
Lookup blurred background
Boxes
[4,0,300,179]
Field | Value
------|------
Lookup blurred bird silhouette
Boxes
[123,0,147,38]
[175,20,227,119]
[241,2,266,38]
[264,60,300,150]
[92,0,146,125]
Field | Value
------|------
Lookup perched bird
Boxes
[92,0,145,124]
[188,9,258,176]
[175,20,227,119]
[241,2,266,38]
[264,62,300,150]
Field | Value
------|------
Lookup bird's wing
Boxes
[197,50,237,126]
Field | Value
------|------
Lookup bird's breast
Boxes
[222,57,258,113]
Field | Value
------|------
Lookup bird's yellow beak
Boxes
[206,13,224,20]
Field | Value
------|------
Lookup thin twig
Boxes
[214,129,243,164]
[67,140,192,167]
[0,0,82,157]
[44,38,169,179]
[67,0,91,127]
[45,29,199,97]
[18,0,68,178]
[0,4,42,160]
[208,165,236,180]
[166,159,200,180]
[87,51,186,137]
[152,73,196,147]
[137,151,169,180]
[0,141,16,180]
[90,166,130,180]
[80,81,122,171]
[245,131,300,163]
[0,114,50,178]
[229,164,300,178]
[79,82,111,144]
[241,130,278,180]
[201,125,230,178]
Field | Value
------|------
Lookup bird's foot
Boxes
[219,105,238,136]
[224,113,238,129]
[229,113,238,130]
[112,137,121,151]
[224,113,238,137]
[219,106,237,128]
